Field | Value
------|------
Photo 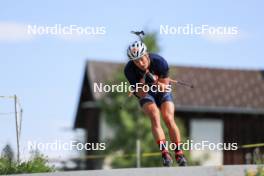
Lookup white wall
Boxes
[190,119,223,165]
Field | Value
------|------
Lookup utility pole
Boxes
[136,139,141,168]
[0,95,21,163]
[136,108,141,168]
[14,95,20,163]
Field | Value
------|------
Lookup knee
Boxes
[163,115,176,129]
[143,104,161,127]
[148,111,161,128]
[145,105,159,119]
[149,109,160,119]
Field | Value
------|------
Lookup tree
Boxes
[142,31,160,53]
[101,71,163,167]
[1,144,14,163]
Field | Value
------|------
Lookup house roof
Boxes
[74,60,264,128]
[74,61,264,128]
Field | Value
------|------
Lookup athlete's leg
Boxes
[142,102,173,166]
[142,102,165,141]
[160,101,181,145]
[160,101,187,166]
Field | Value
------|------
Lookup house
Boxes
[74,60,264,169]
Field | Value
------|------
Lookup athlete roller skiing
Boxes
[124,31,187,167]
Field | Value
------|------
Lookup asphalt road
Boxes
[7,165,261,176]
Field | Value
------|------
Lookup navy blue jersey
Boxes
[124,53,169,86]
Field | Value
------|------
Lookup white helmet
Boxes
[127,41,147,60]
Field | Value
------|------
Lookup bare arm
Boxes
[157,77,171,92]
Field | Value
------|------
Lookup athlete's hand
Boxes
[131,78,147,98]
[156,79,171,92]
[144,70,158,85]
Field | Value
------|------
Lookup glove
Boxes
[143,71,158,85]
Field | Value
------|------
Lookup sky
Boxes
[0,0,263,163]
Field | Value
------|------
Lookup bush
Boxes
[0,152,55,175]
[245,166,264,176]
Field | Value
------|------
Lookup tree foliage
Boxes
[0,145,54,174]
